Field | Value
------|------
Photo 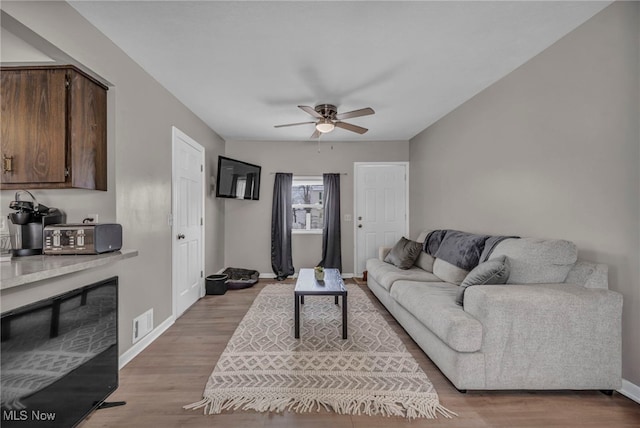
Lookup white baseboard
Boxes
[259,273,277,279]
[619,378,640,404]
[118,314,175,369]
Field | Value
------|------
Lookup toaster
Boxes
[43,223,122,255]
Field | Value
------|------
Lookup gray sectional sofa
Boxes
[366,230,623,392]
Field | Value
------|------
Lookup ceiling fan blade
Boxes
[274,121,316,128]
[310,129,321,139]
[335,121,368,134]
[335,107,375,120]
[299,105,323,119]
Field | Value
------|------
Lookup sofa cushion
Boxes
[390,281,483,352]
[433,258,469,285]
[433,230,490,271]
[414,252,435,272]
[456,255,511,306]
[384,237,423,269]
[490,238,577,284]
[366,258,441,291]
[378,246,392,261]
[415,230,432,243]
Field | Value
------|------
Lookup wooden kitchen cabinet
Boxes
[1,65,108,190]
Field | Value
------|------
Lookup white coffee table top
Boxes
[295,268,345,294]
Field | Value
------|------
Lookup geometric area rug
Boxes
[184,283,455,419]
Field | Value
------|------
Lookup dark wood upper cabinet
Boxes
[1,65,108,191]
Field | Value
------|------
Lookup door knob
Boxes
[177,234,185,239]
[358,224,362,228]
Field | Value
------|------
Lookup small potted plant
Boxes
[314,266,325,281]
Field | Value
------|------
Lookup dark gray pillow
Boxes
[384,237,423,270]
[456,255,510,306]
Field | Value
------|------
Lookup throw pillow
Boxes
[456,255,511,306]
[384,237,423,270]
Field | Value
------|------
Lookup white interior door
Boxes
[172,127,205,318]
[354,162,408,276]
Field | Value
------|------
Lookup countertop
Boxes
[0,249,138,290]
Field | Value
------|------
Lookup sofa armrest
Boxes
[378,247,392,261]
[463,283,622,389]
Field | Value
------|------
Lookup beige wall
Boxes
[0,1,226,355]
[224,140,409,274]
[409,2,640,386]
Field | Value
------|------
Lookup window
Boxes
[292,176,324,233]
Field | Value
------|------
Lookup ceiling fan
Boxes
[275,104,375,139]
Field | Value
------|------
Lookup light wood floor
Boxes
[81,279,640,428]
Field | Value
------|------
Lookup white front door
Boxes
[172,127,205,318]
[354,162,409,276]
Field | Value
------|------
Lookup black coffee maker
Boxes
[8,190,64,256]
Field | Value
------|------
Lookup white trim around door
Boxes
[353,162,409,276]
[171,126,205,318]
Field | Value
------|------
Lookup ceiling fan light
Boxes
[315,119,335,133]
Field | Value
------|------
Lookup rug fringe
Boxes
[184,392,457,419]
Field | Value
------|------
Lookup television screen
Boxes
[216,156,261,200]
[1,277,119,427]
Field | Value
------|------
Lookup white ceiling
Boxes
[67,1,611,142]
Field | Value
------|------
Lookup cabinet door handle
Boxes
[3,155,13,174]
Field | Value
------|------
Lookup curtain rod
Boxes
[269,172,348,175]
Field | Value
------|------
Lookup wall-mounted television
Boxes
[216,156,261,200]
[1,277,119,427]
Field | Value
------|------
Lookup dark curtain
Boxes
[271,173,294,280]
[318,173,342,271]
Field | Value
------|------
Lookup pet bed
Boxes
[222,267,259,289]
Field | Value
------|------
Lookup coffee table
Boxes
[294,268,348,339]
